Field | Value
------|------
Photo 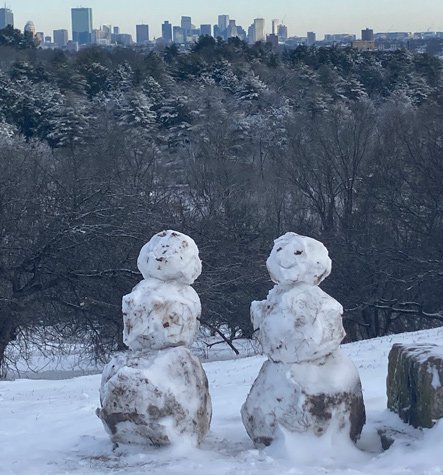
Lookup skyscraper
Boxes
[53,29,68,48]
[307,32,316,46]
[0,8,14,29]
[102,25,112,42]
[272,19,279,36]
[278,24,288,43]
[213,25,221,39]
[226,20,238,38]
[248,24,256,44]
[136,24,149,44]
[173,26,184,43]
[254,18,265,42]
[218,15,229,32]
[362,28,374,41]
[181,16,192,42]
[236,26,247,41]
[162,21,172,44]
[71,8,93,44]
[24,21,36,36]
[200,24,212,37]
[92,28,111,45]
[217,15,229,40]
[266,33,278,48]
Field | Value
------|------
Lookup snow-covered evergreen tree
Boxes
[117,90,156,130]
[105,62,134,96]
[45,100,92,149]
[236,72,267,102]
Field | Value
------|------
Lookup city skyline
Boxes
[4,0,443,40]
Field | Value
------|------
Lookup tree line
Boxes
[0,37,442,374]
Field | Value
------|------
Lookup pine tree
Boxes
[45,101,92,149]
[117,90,156,130]
[236,71,267,102]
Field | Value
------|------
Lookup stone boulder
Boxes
[97,346,212,446]
[387,343,443,428]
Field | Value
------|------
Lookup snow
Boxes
[288,348,363,393]
[137,230,202,285]
[98,347,211,446]
[241,351,364,443]
[3,327,443,474]
[252,283,345,363]
[431,366,441,390]
[266,232,332,286]
[122,279,201,351]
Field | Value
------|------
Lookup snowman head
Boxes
[137,230,202,285]
[266,232,331,286]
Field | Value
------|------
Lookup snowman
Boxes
[97,230,212,446]
[241,232,365,446]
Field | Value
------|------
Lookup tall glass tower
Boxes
[71,8,93,44]
[218,15,229,32]
[162,21,172,44]
[136,24,149,44]
[0,8,14,29]
[181,16,192,42]
[254,18,265,42]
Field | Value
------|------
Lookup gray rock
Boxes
[377,427,419,451]
[387,343,443,428]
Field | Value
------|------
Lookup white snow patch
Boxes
[2,327,443,473]
[431,366,441,390]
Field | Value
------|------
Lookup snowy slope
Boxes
[2,327,443,474]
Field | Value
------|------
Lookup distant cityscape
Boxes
[1,6,443,53]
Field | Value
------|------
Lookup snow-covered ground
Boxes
[2,327,443,474]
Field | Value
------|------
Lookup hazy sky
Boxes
[7,0,443,40]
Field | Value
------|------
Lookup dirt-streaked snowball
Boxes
[137,230,202,285]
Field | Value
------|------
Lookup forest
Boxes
[0,32,442,374]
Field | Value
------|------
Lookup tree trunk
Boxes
[0,315,17,379]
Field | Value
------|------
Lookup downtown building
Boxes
[278,24,288,43]
[215,14,229,39]
[362,28,374,41]
[181,16,192,42]
[162,21,172,44]
[71,8,93,45]
[254,18,265,42]
[226,20,238,38]
[53,29,68,48]
[307,31,316,46]
[136,24,149,44]
[200,24,212,37]
[0,7,13,29]
[248,18,265,44]
[173,26,184,43]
